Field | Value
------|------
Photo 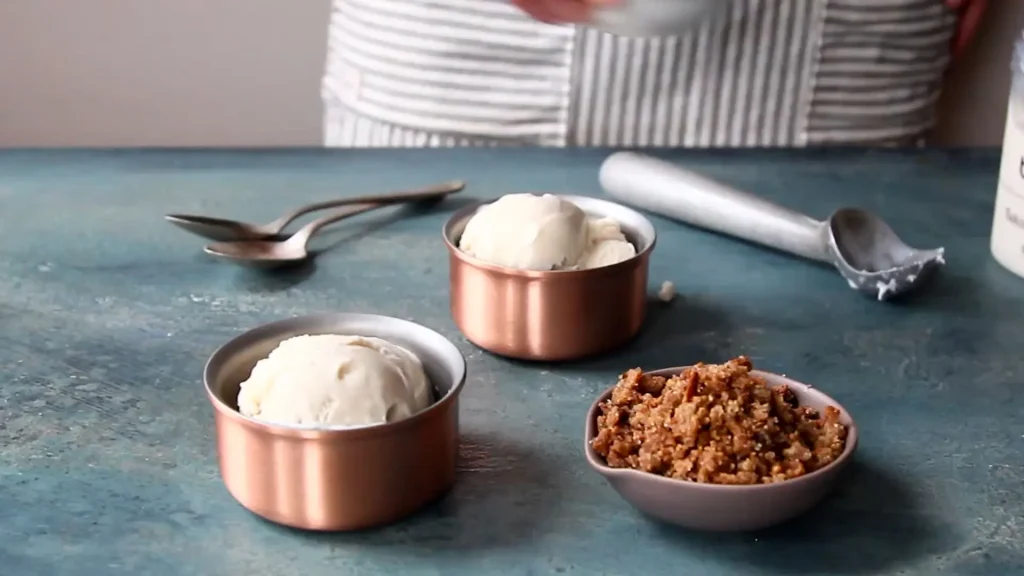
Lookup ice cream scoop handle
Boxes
[599,152,831,263]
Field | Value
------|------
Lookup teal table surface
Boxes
[0,148,1021,576]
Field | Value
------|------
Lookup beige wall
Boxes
[0,0,1021,148]
[0,0,331,147]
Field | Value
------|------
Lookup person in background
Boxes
[322,0,987,148]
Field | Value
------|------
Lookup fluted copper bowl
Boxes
[584,368,859,532]
[203,313,467,531]
[443,195,657,362]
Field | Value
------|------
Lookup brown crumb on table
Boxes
[590,356,848,485]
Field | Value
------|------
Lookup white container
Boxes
[587,0,731,37]
[992,33,1024,278]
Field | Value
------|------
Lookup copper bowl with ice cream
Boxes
[203,313,467,531]
[442,194,657,361]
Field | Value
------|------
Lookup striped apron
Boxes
[323,0,958,148]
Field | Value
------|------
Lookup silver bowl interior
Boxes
[442,194,657,262]
[204,313,467,432]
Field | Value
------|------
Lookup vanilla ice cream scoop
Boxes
[237,334,433,427]
[580,217,637,269]
[459,193,635,271]
[459,193,588,270]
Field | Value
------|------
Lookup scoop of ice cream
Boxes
[459,194,636,271]
[459,193,589,271]
[237,334,433,427]
[580,217,637,269]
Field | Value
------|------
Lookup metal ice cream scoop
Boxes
[599,152,945,301]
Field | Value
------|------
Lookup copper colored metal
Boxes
[203,313,467,531]
[443,195,657,361]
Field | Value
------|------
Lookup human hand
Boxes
[509,0,620,25]
[946,0,988,57]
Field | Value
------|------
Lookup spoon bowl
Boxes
[828,208,945,300]
[204,189,461,268]
[203,235,311,268]
[202,203,385,268]
[165,214,287,243]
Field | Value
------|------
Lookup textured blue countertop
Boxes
[0,148,1021,576]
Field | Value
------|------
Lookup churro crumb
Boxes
[590,357,848,485]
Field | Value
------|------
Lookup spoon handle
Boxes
[290,203,384,246]
[271,180,465,232]
[599,152,831,263]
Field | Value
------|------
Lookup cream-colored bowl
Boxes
[588,0,734,37]
[584,368,859,532]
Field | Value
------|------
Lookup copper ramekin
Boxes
[443,195,657,361]
[203,313,467,531]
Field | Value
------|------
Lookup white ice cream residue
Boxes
[657,281,676,303]
[875,278,898,301]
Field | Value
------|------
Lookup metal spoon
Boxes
[166,180,466,242]
[599,152,945,301]
[203,186,461,268]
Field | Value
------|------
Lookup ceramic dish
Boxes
[443,195,657,361]
[204,313,467,531]
[584,367,858,532]
[588,0,734,37]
